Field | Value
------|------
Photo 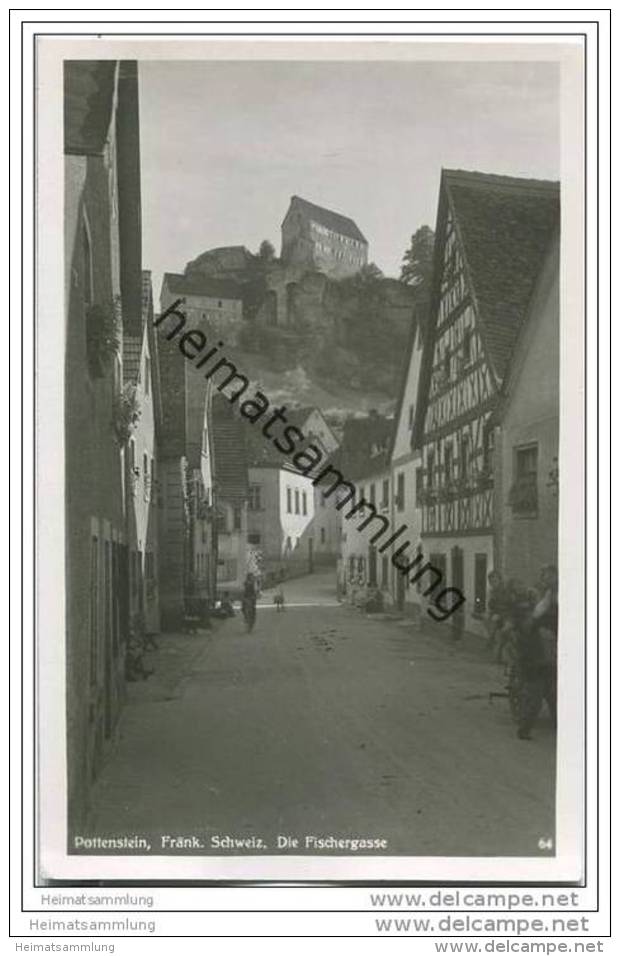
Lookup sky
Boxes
[138,59,559,298]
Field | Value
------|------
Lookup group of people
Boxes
[486,565,558,740]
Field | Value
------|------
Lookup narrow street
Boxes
[87,571,556,858]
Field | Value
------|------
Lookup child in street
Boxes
[274,587,285,612]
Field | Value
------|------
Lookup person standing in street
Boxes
[486,570,511,661]
[241,573,258,633]
[516,565,558,740]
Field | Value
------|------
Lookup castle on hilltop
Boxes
[280,196,368,279]
[162,197,371,331]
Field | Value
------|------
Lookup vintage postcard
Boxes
[34,35,587,884]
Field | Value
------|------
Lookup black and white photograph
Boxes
[34,36,587,884]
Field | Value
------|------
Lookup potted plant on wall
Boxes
[86,297,121,378]
[112,383,141,446]
[508,477,538,515]
[476,465,493,490]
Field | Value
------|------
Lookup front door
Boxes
[368,546,377,587]
[451,546,465,638]
[396,570,405,611]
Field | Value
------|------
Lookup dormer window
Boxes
[370,440,386,457]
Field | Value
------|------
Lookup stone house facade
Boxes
[64,60,142,828]
[493,229,560,584]
[247,464,316,583]
[280,195,368,279]
[123,272,162,637]
[160,273,244,347]
[412,170,560,636]
[388,319,426,618]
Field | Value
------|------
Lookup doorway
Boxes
[451,546,465,638]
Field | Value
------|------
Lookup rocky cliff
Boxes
[183,246,422,417]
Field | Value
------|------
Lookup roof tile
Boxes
[444,170,560,381]
[287,196,367,244]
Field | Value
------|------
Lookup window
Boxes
[408,404,415,428]
[286,487,292,513]
[217,558,238,583]
[216,506,228,533]
[381,556,389,588]
[369,483,376,506]
[443,444,453,485]
[285,536,292,553]
[320,527,326,544]
[396,473,405,511]
[427,451,435,489]
[482,424,494,475]
[510,445,538,515]
[415,467,424,504]
[474,554,488,614]
[382,479,389,507]
[249,484,262,511]
[302,490,307,515]
[248,532,261,546]
[294,489,300,514]
[233,505,243,530]
[460,435,470,481]
[144,354,151,395]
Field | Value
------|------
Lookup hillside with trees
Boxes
[183,231,435,416]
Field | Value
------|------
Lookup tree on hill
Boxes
[258,239,276,261]
[357,261,384,282]
[399,225,435,289]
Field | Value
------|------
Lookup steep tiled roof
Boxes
[162,272,243,301]
[285,407,314,428]
[286,196,367,244]
[335,412,394,481]
[444,169,560,381]
[211,396,249,501]
[64,61,116,156]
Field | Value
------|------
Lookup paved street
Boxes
[87,571,556,858]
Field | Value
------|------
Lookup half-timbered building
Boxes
[413,170,560,635]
